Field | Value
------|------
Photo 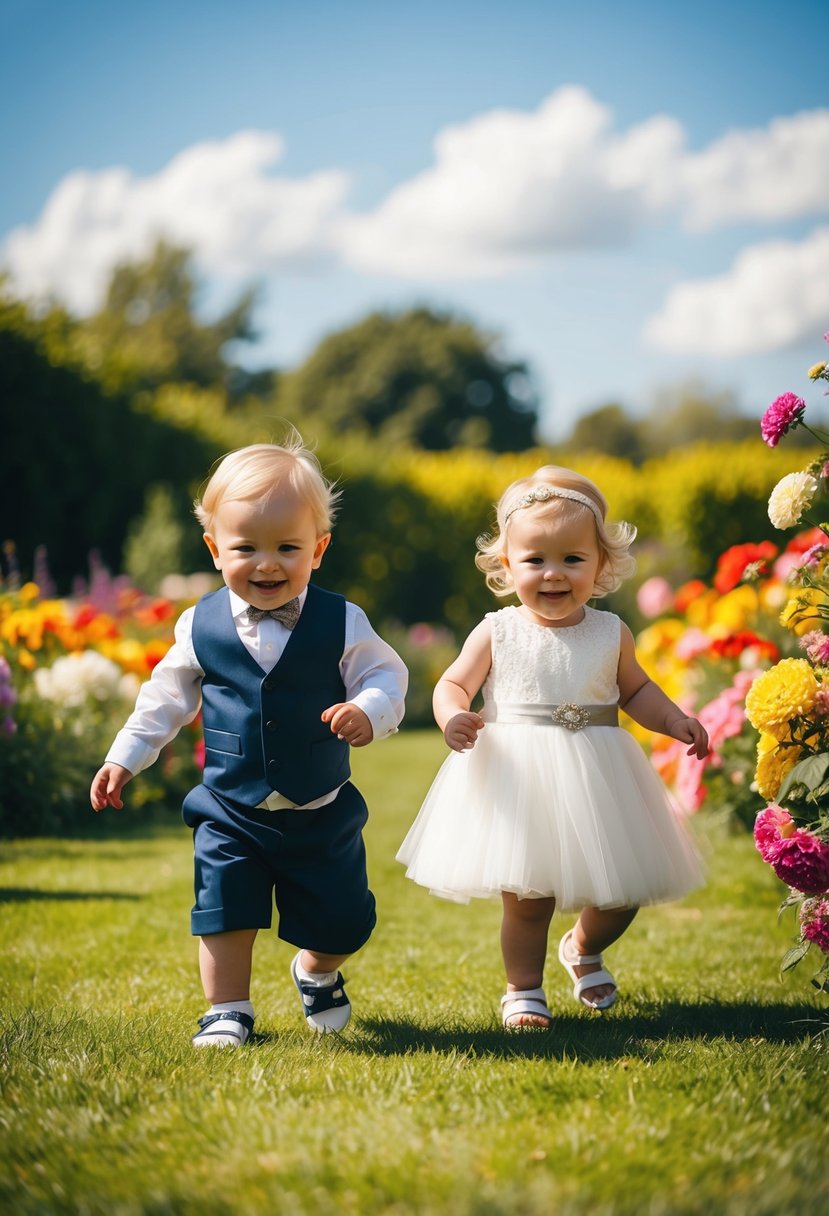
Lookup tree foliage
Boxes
[276,307,539,451]
[72,240,261,396]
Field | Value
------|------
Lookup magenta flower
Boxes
[769,830,829,895]
[761,392,806,447]
[800,897,829,953]
[754,804,795,861]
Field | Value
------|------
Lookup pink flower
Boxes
[754,804,796,860]
[770,830,829,894]
[800,897,829,952]
[761,392,806,447]
[674,628,713,661]
[636,576,674,619]
[799,631,829,664]
[799,543,829,568]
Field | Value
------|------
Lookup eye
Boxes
[525,556,544,565]
[564,555,585,564]
[233,544,255,553]
[278,543,300,553]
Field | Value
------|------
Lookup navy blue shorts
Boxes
[181,782,376,955]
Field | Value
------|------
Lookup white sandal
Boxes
[500,987,553,1030]
[558,930,617,1010]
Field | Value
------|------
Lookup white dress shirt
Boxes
[106,587,408,809]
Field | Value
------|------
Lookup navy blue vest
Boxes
[191,584,350,806]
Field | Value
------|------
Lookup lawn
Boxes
[1,729,827,1215]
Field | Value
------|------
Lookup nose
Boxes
[257,552,281,573]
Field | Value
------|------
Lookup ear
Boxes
[203,533,221,570]
[312,533,332,569]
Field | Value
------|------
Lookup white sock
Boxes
[206,999,254,1019]
[295,958,339,987]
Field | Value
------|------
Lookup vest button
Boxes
[262,679,275,691]
[266,719,278,732]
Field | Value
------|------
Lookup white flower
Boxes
[34,651,124,707]
[768,471,818,529]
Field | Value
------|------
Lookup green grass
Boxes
[1,730,827,1215]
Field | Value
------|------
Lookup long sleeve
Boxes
[105,607,203,775]
[341,604,408,739]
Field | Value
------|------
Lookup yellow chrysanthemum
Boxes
[710,584,760,632]
[754,731,800,801]
[745,657,818,737]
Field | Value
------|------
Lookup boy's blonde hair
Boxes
[475,464,637,597]
[193,439,340,535]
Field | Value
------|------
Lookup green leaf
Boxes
[780,941,811,973]
[777,753,829,802]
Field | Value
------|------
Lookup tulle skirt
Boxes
[396,724,704,910]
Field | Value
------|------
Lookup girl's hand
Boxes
[444,712,485,752]
[90,763,133,811]
[322,702,374,747]
[669,716,710,760]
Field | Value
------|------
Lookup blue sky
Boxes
[2,0,828,440]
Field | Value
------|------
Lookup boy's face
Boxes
[203,491,330,610]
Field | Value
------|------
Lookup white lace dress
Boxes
[397,605,704,909]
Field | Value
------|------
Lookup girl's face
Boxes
[203,491,330,610]
[502,505,603,628]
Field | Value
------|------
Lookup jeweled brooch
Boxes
[550,703,591,731]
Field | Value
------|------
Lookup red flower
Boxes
[709,631,779,662]
[713,542,778,594]
[769,831,829,895]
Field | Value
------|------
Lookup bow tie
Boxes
[245,598,302,629]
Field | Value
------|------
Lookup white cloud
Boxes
[341,86,683,278]
[3,90,829,313]
[644,226,829,355]
[2,131,350,313]
[680,110,829,230]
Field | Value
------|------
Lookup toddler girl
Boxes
[397,466,708,1028]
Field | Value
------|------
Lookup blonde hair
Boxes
[475,464,637,597]
[193,439,340,535]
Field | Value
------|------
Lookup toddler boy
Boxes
[90,441,408,1046]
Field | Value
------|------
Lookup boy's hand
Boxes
[444,711,485,752]
[90,763,134,811]
[322,703,374,747]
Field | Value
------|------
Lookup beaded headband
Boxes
[503,485,604,526]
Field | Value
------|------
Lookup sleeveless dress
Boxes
[396,605,704,909]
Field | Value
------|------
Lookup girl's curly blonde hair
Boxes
[475,464,637,598]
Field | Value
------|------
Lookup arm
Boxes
[433,618,492,752]
[89,608,203,809]
[617,621,709,759]
[323,605,409,747]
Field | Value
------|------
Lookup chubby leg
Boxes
[500,892,556,1027]
[563,906,638,1006]
[300,949,350,976]
[199,928,258,1003]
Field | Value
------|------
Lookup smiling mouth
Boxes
[251,580,285,590]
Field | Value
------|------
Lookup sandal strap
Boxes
[193,1010,254,1042]
[500,986,547,1006]
[295,973,349,1017]
[572,968,615,998]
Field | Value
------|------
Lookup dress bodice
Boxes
[482,605,621,709]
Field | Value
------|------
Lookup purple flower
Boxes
[800,897,829,953]
[769,830,829,895]
[761,392,806,447]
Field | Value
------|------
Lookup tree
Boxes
[276,307,538,451]
[562,403,646,463]
[74,241,260,396]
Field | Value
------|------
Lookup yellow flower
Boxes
[779,588,827,635]
[754,731,800,800]
[745,658,818,737]
[808,362,827,380]
[710,584,759,631]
